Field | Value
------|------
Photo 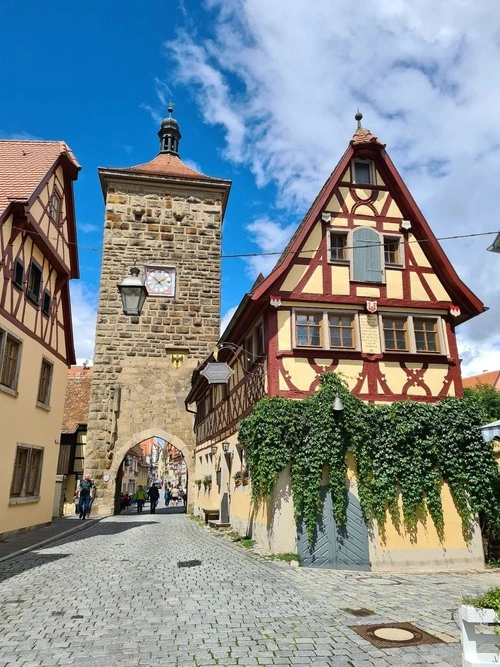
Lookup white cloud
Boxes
[165,0,500,374]
[70,281,98,363]
[220,306,237,335]
[244,216,295,279]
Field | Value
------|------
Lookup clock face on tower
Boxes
[144,266,176,297]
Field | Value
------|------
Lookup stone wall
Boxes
[86,177,226,513]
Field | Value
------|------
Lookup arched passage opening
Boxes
[98,428,193,516]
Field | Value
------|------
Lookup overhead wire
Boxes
[9,224,500,260]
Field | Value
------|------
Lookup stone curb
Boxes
[0,515,111,564]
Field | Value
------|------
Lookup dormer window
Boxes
[353,160,374,185]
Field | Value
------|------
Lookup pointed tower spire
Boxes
[158,103,182,156]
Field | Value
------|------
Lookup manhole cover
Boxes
[373,628,415,641]
[351,622,443,649]
[177,560,202,568]
[343,608,375,617]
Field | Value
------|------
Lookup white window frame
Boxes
[383,234,405,268]
[327,229,350,264]
[379,313,444,355]
[292,308,360,351]
[352,159,375,185]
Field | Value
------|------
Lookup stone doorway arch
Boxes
[95,428,193,515]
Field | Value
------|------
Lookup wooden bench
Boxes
[201,507,219,524]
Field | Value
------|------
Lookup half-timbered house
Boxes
[186,116,487,571]
[0,140,80,537]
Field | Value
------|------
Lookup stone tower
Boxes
[85,107,231,513]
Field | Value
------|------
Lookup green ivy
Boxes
[238,372,500,543]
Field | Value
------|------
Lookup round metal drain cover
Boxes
[373,628,415,641]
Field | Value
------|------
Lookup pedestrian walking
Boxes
[76,474,95,520]
[164,487,171,507]
[148,483,160,514]
[170,486,179,506]
[133,485,148,514]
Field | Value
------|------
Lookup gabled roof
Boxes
[61,366,93,434]
[250,123,484,325]
[0,140,80,214]
[463,370,500,390]
[119,152,210,180]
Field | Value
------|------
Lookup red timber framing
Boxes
[0,152,79,365]
[188,124,485,446]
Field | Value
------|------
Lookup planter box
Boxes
[459,605,500,666]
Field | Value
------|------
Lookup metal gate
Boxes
[297,487,370,570]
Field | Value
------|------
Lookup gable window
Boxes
[296,313,322,347]
[27,262,42,304]
[353,160,374,185]
[0,328,22,392]
[352,227,383,283]
[384,236,403,266]
[382,315,442,354]
[37,357,53,407]
[328,314,355,349]
[329,231,348,262]
[42,291,51,316]
[49,190,62,225]
[13,260,24,288]
[10,445,43,500]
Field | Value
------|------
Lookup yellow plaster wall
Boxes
[383,222,400,232]
[332,266,350,295]
[283,357,317,391]
[0,317,68,536]
[410,272,431,301]
[408,234,431,267]
[375,170,385,187]
[299,222,321,260]
[280,265,309,292]
[379,361,452,396]
[386,199,403,217]
[386,270,404,299]
[356,287,381,297]
[302,266,323,293]
[422,273,451,301]
[277,310,292,350]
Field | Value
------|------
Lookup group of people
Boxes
[118,483,186,513]
[164,484,186,507]
[73,474,96,520]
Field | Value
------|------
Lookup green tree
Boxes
[463,382,500,424]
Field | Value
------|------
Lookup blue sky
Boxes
[2,0,500,376]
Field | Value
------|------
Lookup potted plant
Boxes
[459,586,500,665]
[202,474,212,490]
[233,471,242,487]
[241,468,250,486]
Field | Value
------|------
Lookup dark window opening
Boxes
[14,260,24,288]
[27,263,42,304]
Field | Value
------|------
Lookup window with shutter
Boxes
[353,228,383,282]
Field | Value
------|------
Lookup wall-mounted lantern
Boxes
[210,444,218,456]
[333,395,344,412]
[117,267,148,316]
[222,440,230,453]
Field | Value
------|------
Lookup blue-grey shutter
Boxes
[353,228,382,282]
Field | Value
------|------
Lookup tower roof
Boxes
[120,152,209,180]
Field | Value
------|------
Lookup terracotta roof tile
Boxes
[350,126,386,147]
[61,366,93,433]
[0,140,80,214]
[463,370,500,390]
[120,152,209,180]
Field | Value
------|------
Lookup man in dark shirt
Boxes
[148,484,160,514]
[77,474,94,520]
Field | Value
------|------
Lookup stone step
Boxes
[208,520,231,529]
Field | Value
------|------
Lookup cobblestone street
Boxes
[1,511,499,666]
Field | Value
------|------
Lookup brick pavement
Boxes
[0,510,499,666]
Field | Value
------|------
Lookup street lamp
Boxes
[222,440,230,453]
[210,444,218,456]
[333,395,344,411]
[117,267,147,316]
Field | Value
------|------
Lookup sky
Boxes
[1,0,500,378]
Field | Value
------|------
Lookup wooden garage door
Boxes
[297,487,370,570]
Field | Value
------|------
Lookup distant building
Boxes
[58,365,93,515]
[463,370,500,390]
[0,140,80,537]
[187,116,486,571]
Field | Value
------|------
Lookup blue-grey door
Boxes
[297,487,370,570]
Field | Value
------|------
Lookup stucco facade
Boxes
[187,119,486,570]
